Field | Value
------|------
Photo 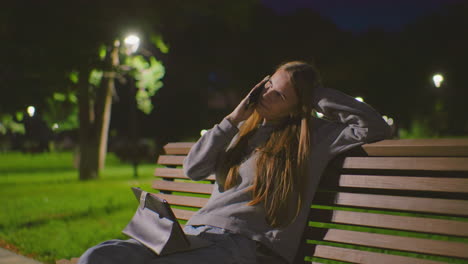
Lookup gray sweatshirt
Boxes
[183,86,392,263]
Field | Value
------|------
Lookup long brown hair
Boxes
[220,61,322,227]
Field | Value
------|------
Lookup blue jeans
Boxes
[78,225,287,264]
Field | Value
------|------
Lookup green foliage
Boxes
[98,44,107,60]
[124,55,165,114]
[399,118,438,139]
[15,112,24,122]
[150,34,169,54]
[42,92,79,132]
[0,114,25,135]
[69,71,79,84]
[88,69,103,87]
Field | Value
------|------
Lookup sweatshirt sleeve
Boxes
[313,86,392,157]
[183,118,239,181]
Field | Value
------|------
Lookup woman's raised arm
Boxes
[312,86,392,157]
[183,118,239,181]
[184,76,270,180]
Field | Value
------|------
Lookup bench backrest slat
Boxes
[157,193,208,208]
[152,139,468,264]
[153,180,213,195]
[309,208,468,236]
[313,192,468,216]
[343,157,468,171]
[331,175,468,192]
[155,168,215,181]
[308,228,468,259]
[157,155,185,165]
[163,139,468,157]
[311,244,445,264]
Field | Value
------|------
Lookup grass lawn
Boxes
[0,151,157,263]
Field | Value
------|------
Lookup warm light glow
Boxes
[124,35,140,54]
[433,74,444,88]
[200,129,208,136]
[387,118,394,126]
[355,97,364,102]
[383,115,394,126]
[27,106,35,117]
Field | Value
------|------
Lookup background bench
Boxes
[154,138,468,264]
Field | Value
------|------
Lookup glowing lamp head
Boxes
[124,35,140,54]
[433,74,444,88]
[27,106,35,117]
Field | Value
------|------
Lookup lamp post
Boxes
[123,34,140,178]
[431,73,446,135]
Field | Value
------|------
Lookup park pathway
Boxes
[0,247,42,264]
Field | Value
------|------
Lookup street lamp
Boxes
[432,74,444,88]
[27,106,35,117]
[123,34,141,178]
[124,35,140,55]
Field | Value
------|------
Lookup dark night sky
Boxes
[261,0,465,32]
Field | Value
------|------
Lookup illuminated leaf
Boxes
[151,34,169,54]
[89,69,103,87]
[69,71,79,84]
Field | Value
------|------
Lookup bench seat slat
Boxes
[310,244,447,264]
[313,192,468,216]
[343,157,468,171]
[154,168,215,181]
[157,155,185,166]
[336,175,468,193]
[309,228,468,259]
[309,209,468,237]
[157,193,209,208]
[153,180,213,195]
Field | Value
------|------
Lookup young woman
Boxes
[78,61,392,264]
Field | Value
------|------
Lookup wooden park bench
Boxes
[58,138,468,264]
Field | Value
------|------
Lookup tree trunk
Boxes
[78,40,119,180]
[78,67,99,180]
[96,41,119,169]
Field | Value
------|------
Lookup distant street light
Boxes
[124,35,140,55]
[27,106,35,117]
[433,74,444,88]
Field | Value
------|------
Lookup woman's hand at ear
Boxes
[226,75,270,126]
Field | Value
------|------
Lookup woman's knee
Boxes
[78,239,155,264]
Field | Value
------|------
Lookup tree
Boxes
[76,41,165,179]
[1,0,260,180]
[1,0,168,180]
